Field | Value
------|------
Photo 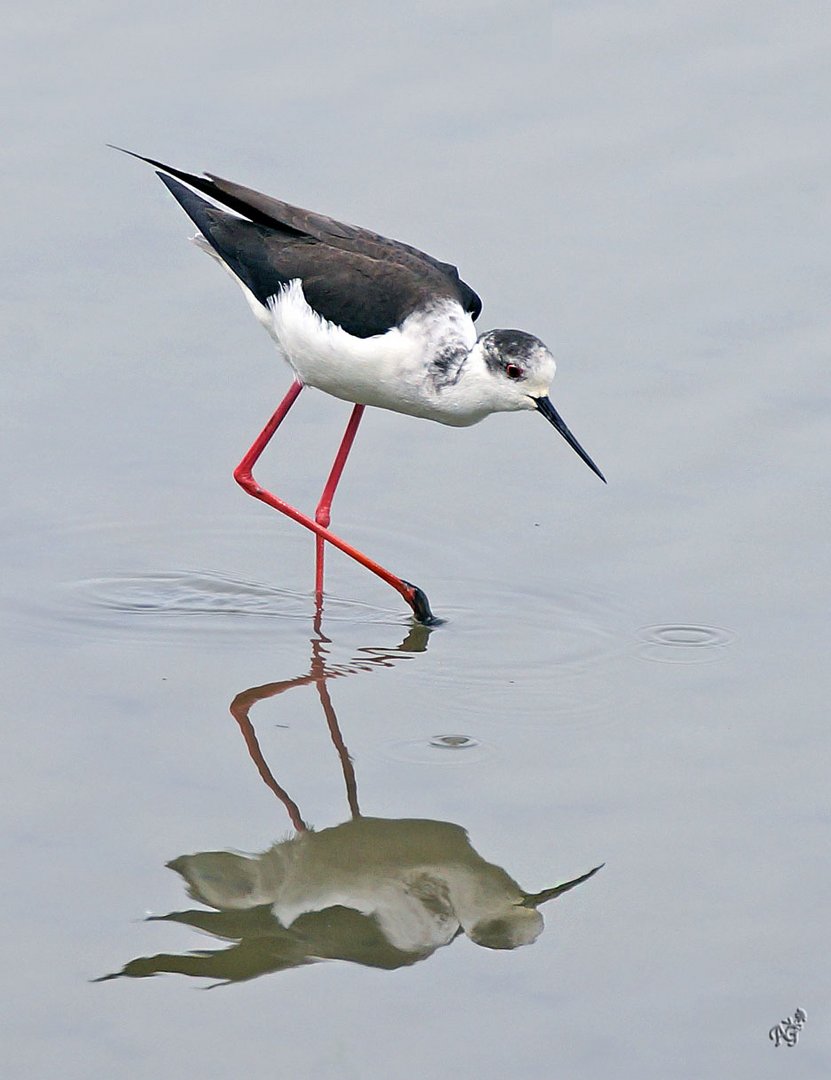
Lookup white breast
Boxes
[194,235,488,426]
[264,280,480,423]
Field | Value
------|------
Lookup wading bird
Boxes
[115,150,605,623]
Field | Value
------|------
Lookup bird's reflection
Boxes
[98,621,601,985]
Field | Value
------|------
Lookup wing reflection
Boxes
[97,622,601,985]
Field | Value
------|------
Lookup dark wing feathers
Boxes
[118,148,483,337]
[207,170,483,318]
[113,147,307,236]
[155,174,276,303]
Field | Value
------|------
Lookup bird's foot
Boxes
[401,581,443,626]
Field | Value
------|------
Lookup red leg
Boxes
[233,381,437,624]
[230,686,308,832]
[314,403,365,600]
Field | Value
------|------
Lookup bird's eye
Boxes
[505,363,523,380]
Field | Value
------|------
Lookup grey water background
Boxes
[2,2,829,1077]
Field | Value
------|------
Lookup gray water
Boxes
[2,3,829,1077]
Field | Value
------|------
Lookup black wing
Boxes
[117,149,482,338]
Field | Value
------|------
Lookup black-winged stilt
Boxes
[115,150,605,624]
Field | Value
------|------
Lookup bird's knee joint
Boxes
[233,466,257,493]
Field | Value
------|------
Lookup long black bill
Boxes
[520,863,605,908]
[535,396,606,483]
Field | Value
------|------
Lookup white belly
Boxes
[260,280,480,424]
[194,236,488,425]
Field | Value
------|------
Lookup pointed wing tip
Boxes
[107,143,146,162]
[108,145,202,180]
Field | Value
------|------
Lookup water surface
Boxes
[2,3,829,1077]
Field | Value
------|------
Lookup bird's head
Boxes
[466,861,605,950]
[473,329,606,482]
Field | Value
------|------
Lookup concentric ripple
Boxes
[53,569,403,644]
[637,624,735,663]
[429,734,480,750]
[421,578,637,727]
[80,570,300,618]
[381,734,491,765]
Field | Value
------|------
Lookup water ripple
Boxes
[50,569,406,645]
[637,624,735,663]
[381,734,492,765]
